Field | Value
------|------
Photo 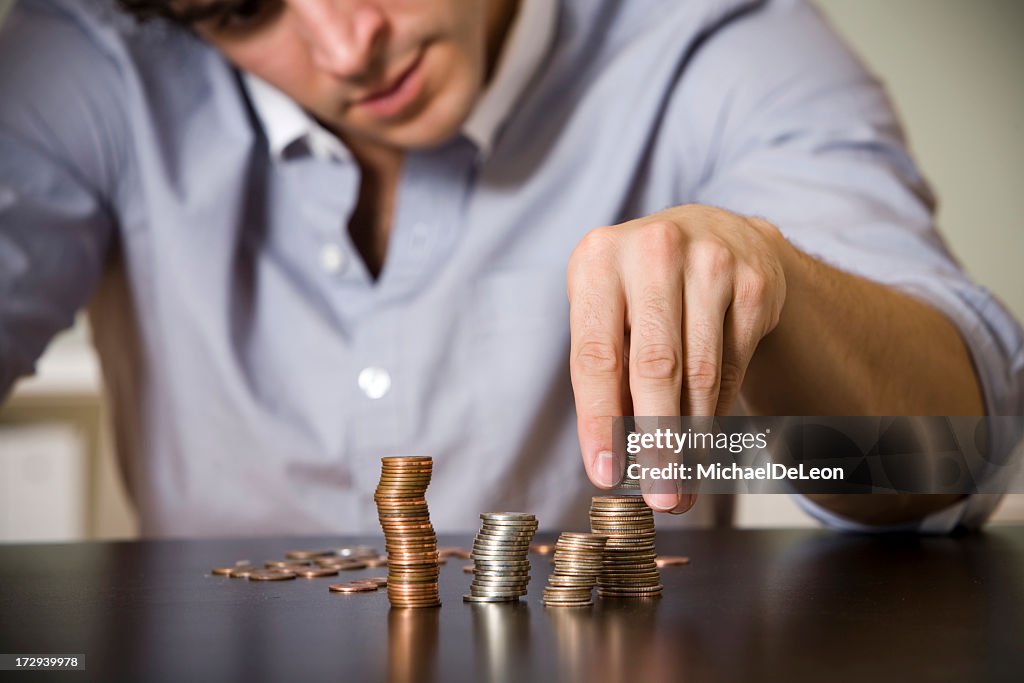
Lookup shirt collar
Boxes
[462,0,557,154]
[243,0,556,162]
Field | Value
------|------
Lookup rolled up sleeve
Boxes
[683,0,1024,530]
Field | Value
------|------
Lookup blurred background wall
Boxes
[1,0,1022,538]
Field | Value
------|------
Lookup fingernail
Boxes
[646,492,680,512]
[595,450,620,488]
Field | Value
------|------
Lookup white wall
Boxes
[816,0,1024,322]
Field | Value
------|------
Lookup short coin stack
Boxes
[375,456,441,608]
[542,532,608,607]
[589,496,662,598]
[464,512,538,603]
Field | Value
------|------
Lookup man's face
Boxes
[183,0,496,151]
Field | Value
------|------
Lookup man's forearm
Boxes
[743,234,985,417]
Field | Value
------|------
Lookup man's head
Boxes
[120,0,516,152]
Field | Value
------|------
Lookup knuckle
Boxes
[633,343,681,382]
[568,229,618,288]
[575,340,621,376]
[573,227,618,262]
[685,357,720,395]
[637,221,684,266]
[641,220,683,249]
[690,239,734,277]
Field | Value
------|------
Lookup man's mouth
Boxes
[352,51,425,120]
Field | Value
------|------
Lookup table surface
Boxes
[1,528,1022,683]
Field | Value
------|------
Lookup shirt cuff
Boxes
[793,493,992,534]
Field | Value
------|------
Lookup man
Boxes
[1,0,1020,535]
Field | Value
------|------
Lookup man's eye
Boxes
[214,0,279,31]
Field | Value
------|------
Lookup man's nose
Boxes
[291,0,386,79]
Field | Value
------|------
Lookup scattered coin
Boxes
[211,566,236,576]
[530,543,555,555]
[286,549,337,560]
[228,565,261,578]
[266,560,310,570]
[329,582,379,593]
[336,560,369,571]
[590,496,662,598]
[350,577,388,588]
[292,566,339,579]
[656,555,690,567]
[336,545,380,559]
[248,569,297,581]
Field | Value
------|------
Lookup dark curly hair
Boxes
[117,0,253,24]
[116,0,179,22]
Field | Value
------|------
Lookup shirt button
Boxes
[319,243,347,274]
[358,366,391,399]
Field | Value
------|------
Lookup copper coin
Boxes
[286,549,336,560]
[266,559,310,569]
[229,566,260,578]
[656,555,690,567]
[294,567,339,578]
[329,582,378,593]
[249,569,297,581]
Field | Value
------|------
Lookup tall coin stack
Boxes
[375,456,441,608]
[542,532,608,607]
[589,496,662,598]
[463,512,538,603]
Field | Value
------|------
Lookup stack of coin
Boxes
[542,532,608,607]
[464,512,538,603]
[589,496,662,598]
[375,456,441,608]
[619,450,640,489]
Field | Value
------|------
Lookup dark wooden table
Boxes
[1,528,1022,682]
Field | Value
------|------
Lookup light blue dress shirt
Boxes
[1,0,1021,536]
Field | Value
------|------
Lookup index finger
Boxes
[568,233,626,489]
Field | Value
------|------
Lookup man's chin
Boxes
[349,117,469,153]
[344,87,478,152]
